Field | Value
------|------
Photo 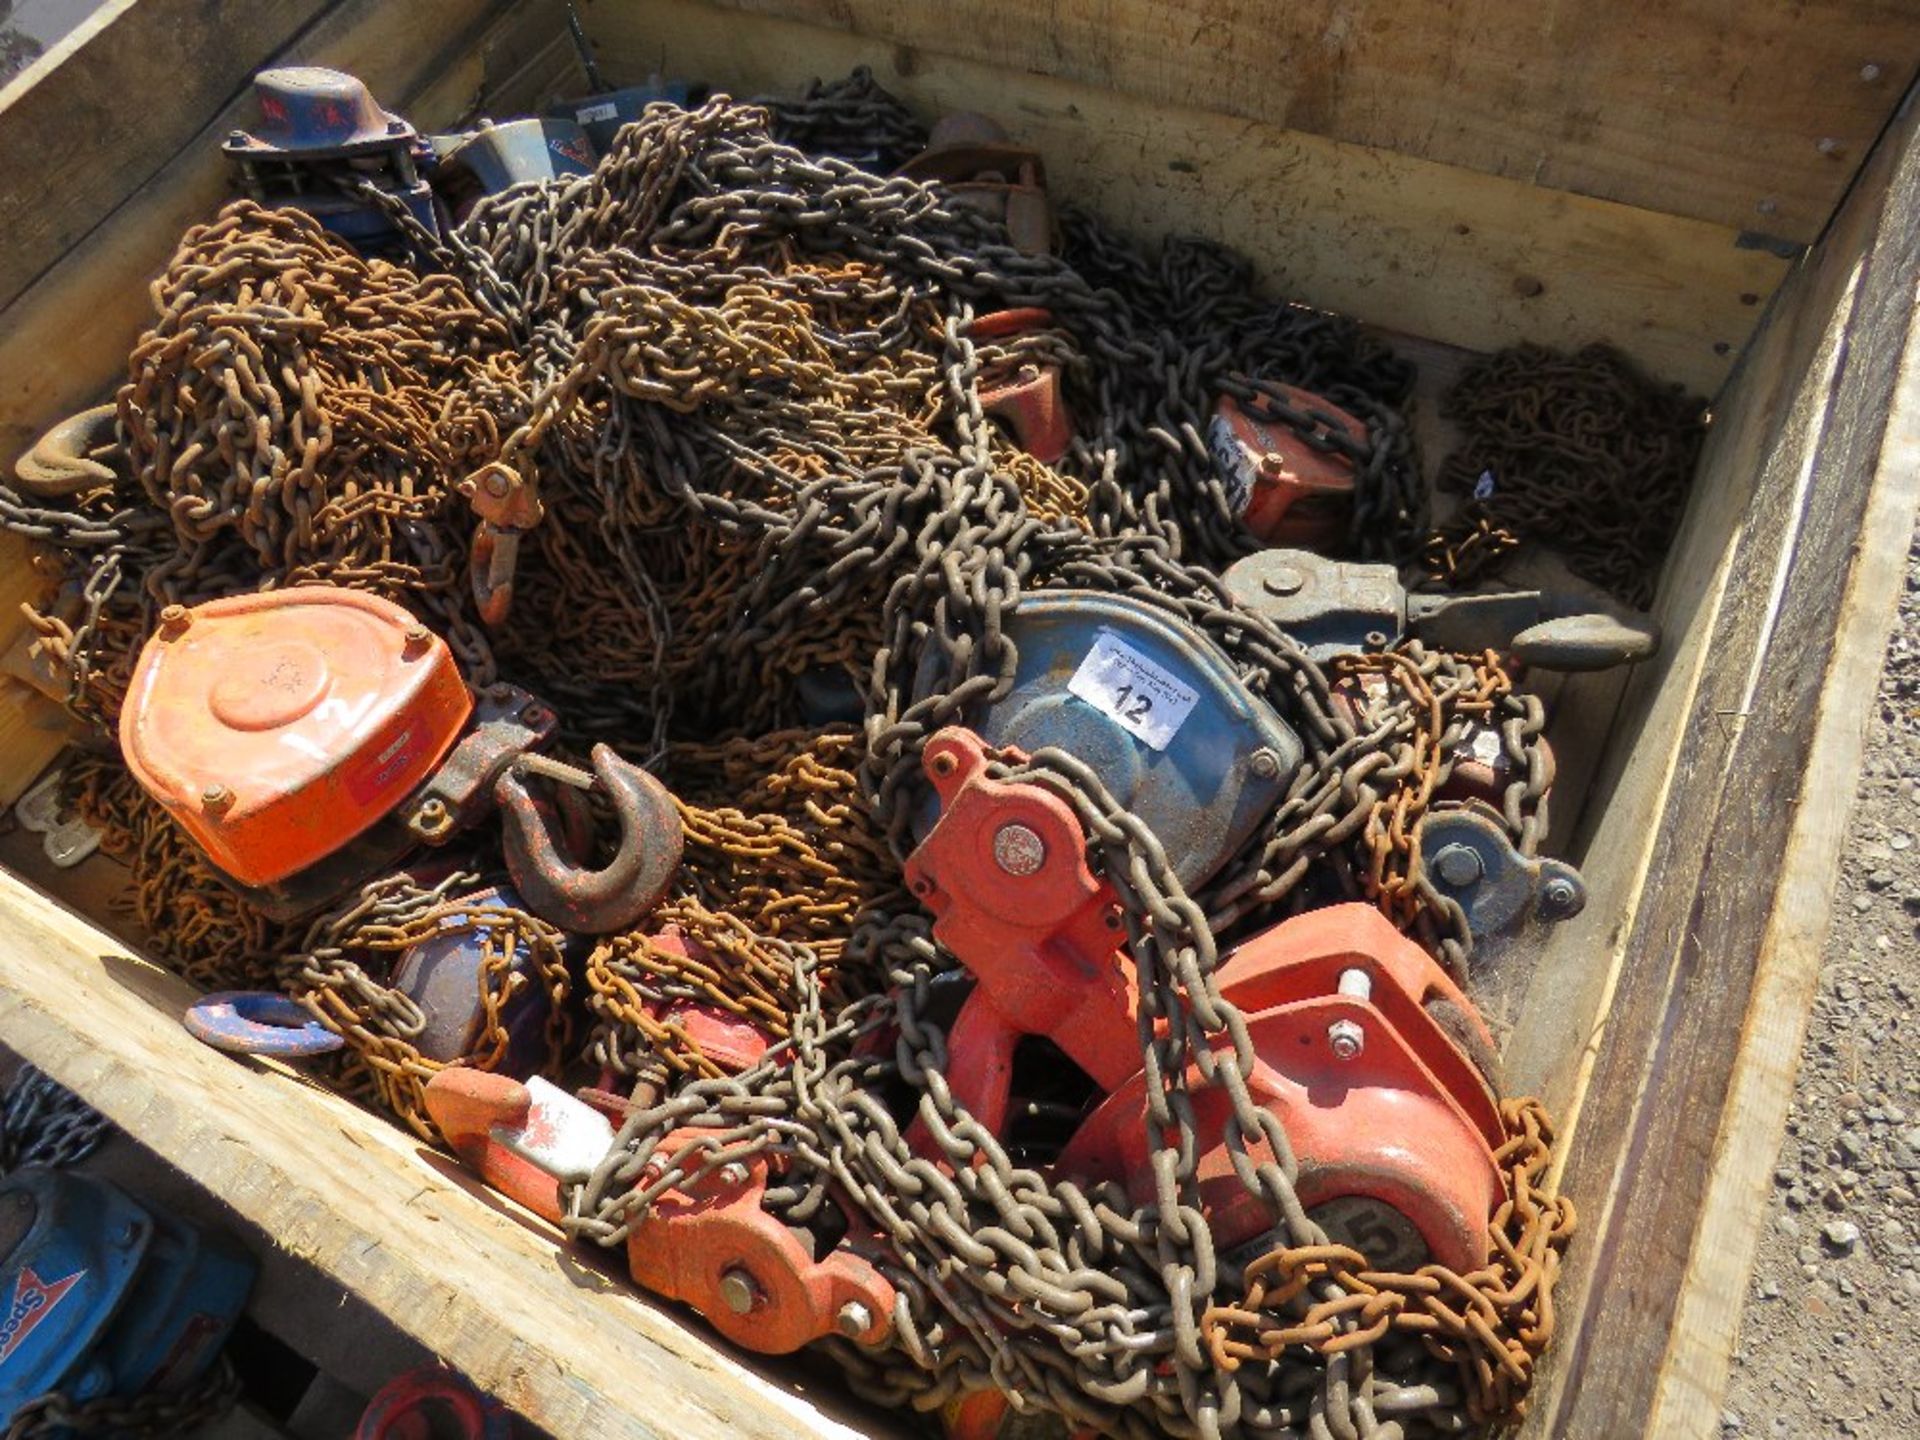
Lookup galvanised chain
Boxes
[0,1065,111,1175]
[1423,343,1708,608]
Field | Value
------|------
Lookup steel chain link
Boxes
[0,82,1586,1437]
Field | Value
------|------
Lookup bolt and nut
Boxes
[719,1267,761,1316]
[1249,747,1282,779]
[993,821,1047,876]
[718,1162,750,1188]
[836,1301,873,1338]
[158,604,191,638]
[1327,1019,1366,1061]
[1432,843,1484,887]
[401,623,432,655]
[201,784,234,814]
[1541,876,1581,914]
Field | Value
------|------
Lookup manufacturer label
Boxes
[1206,413,1258,518]
[342,721,418,807]
[0,1266,83,1366]
[574,101,619,123]
[1068,633,1200,751]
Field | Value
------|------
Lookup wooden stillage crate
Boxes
[0,2,1916,1436]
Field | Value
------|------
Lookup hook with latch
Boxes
[495,745,683,935]
[458,461,545,628]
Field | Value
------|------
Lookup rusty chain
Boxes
[0,81,1588,1437]
[1423,343,1708,608]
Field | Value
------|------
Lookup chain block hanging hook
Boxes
[459,461,545,628]
[496,743,684,934]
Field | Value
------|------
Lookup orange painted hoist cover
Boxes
[119,589,472,888]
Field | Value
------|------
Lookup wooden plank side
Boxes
[593,0,1787,397]
[0,872,891,1440]
[0,0,341,315]
[1644,120,1920,1440]
[630,0,1916,243]
[1517,99,1920,1440]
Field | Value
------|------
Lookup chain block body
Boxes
[0,1170,254,1423]
[1056,904,1507,1274]
[392,883,559,1075]
[121,589,471,891]
[896,113,1051,254]
[223,67,437,255]
[969,309,1072,463]
[626,1131,894,1354]
[931,592,1302,890]
[1209,388,1364,549]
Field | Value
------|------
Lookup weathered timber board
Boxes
[656,0,1915,242]
[1514,95,1920,1440]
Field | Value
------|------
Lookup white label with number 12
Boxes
[1067,633,1201,751]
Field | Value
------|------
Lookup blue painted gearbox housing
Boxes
[0,1169,254,1423]
[930,590,1304,891]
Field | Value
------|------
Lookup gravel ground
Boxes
[1722,528,1920,1438]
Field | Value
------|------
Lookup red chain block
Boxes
[969,308,1072,464]
[903,728,1136,1142]
[1056,904,1504,1274]
[1210,387,1365,549]
[905,725,1506,1275]
[627,1130,894,1354]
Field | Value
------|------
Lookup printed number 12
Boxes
[1112,683,1153,721]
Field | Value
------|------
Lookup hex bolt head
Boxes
[1327,1019,1365,1061]
[158,604,191,638]
[719,1267,761,1316]
[992,822,1047,877]
[718,1162,750,1188]
[1249,747,1282,779]
[1260,566,1305,598]
[837,1301,873,1338]
[401,623,432,656]
[1432,843,1484,887]
[201,784,234,814]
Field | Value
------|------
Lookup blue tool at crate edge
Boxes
[0,1170,254,1424]
[223,66,439,258]
[917,590,1304,889]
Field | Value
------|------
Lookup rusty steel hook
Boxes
[15,405,123,497]
[495,743,683,934]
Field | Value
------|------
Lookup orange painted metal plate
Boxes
[1209,387,1366,548]
[119,588,471,887]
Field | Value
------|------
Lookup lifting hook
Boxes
[15,406,122,497]
[495,743,683,934]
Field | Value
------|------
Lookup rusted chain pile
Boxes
[0,81,1589,1439]
[1424,343,1708,607]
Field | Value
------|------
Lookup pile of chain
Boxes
[0,79,1584,1439]
[1422,344,1709,607]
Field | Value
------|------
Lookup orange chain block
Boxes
[120,589,470,887]
[1057,904,1507,1275]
